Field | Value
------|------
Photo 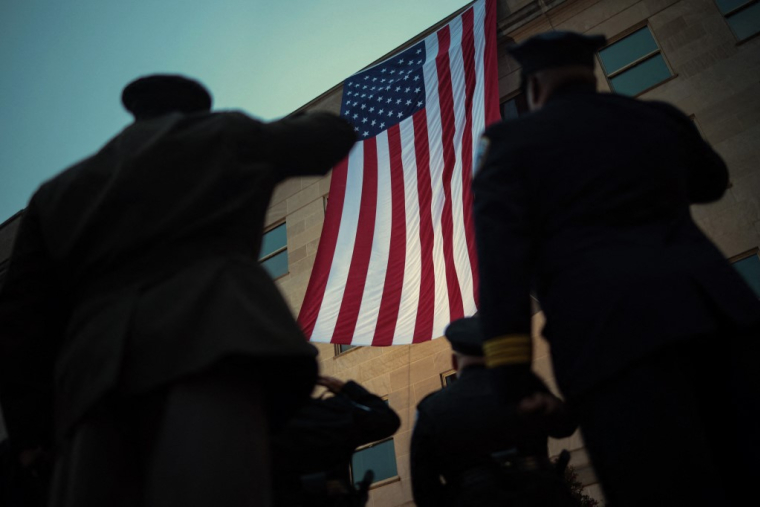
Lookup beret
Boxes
[122,74,212,117]
[444,317,484,357]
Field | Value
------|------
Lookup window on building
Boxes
[500,93,528,120]
[350,437,398,485]
[441,370,457,387]
[334,343,359,356]
[731,248,760,298]
[349,398,397,485]
[717,0,760,41]
[259,223,288,279]
[598,26,672,96]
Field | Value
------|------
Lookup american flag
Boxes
[298,0,500,345]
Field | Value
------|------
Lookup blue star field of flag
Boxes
[341,41,427,139]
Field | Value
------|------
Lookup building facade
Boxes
[1,0,758,504]
[261,1,760,504]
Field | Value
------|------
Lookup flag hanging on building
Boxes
[298,0,500,346]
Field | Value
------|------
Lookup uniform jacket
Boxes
[271,381,401,505]
[411,366,572,507]
[473,86,760,398]
[0,110,356,446]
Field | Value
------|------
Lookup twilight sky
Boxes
[0,0,471,222]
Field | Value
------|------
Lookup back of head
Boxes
[508,31,606,77]
[508,31,606,107]
[122,74,213,120]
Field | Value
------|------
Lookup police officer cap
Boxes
[122,74,212,118]
[444,316,484,357]
[508,31,606,76]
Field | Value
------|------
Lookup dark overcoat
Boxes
[473,86,760,399]
[410,366,574,507]
[0,110,356,446]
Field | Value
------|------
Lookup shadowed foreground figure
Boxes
[0,74,355,507]
[411,317,579,507]
[473,32,760,506]
[271,375,400,507]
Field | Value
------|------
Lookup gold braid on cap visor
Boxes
[483,335,532,368]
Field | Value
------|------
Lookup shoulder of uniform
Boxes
[482,117,522,140]
[213,110,261,127]
[641,99,690,122]
[416,390,443,411]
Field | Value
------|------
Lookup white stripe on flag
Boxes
[352,131,393,345]
[447,13,479,318]
[309,142,364,342]
[472,0,487,164]
[423,25,452,338]
[392,117,422,345]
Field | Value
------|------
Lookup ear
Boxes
[451,354,459,372]
[527,75,541,111]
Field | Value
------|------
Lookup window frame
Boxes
[715,0,760,43]
[259,221,289,280]
[349,436,400,488]
[729,247,760,264]
[598,23,676,97]
[334,343,361,357]
[499,91,529,121]
[440,369,457,387]
[349,395,399,488]
[729,247,760,298]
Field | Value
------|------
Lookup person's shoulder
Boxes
[581,92,687,121]
[482,114,538,141]
[416,388,449,414]
[639,99,692,125]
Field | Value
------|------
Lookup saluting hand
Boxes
[517,392,577,438]
[316,376,346,394]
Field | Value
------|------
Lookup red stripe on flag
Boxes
[483,0,501,126]
[331,138,379,343]
[298,156,349,339]
[435,25,465,322]
[372,125,407,346]
[412,111,435,343]
[460,6,479,305]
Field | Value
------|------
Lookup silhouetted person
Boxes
[0,74,355,507]
[411,317,578,507]
[271,375,400,507]
[473,32,760,506]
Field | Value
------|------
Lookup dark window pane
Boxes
[733,254,760,298]
[338,344,357,354]
[261,250,288,278]
[599,27,658,75]
[260,223,287,259]
[727,2,760,40]
[351,439,397,485]
[500,94,528,120]
[502,99,519,120]
[609,54,671,95]
[716,0,752,14]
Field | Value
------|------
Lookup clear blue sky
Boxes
[0,0,471,222]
